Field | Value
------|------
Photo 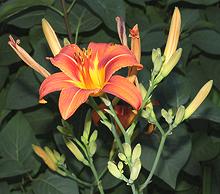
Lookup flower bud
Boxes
[32,145,57,171]
[89,141,97,156]
[90,130,98,142]
[65,139,88,165]
[164,7,181,64]
[173,105,185,127]
[42,18,61,56]
[152,48,161,63]
[123,143,132,159]
[44,146,57,163]
[108,161,122,179]
[131,144,141,163]
[184,80,213,120]
[155,48,182,84]
[130,159,141,182]
[118,153,127,162]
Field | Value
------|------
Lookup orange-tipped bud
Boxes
[42,18,61,56]
[164,7,181,64]
[184,80,213,120]
[32,145,57,171]
[8,36,50,78]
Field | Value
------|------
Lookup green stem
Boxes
[59,166,93,187]
[74,9,86,44]
[131,184,138,194]
[139,135,166,192]
[89,158,105,194]
[104,95,129,144]
[60,0,73,42]
[88,97,123,152]
[202,165,212,194]
[48,6,64,16]
[67,0,76,13]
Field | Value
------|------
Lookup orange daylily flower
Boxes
[40,43,143,120]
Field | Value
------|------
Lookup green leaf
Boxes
[168,0,219,5]
[83,0,125,31]
[69,3,102,33]
[191,30,220,55]
[181,9,200,32]
[0,182,10,194]
[6,67,40,109]
[24,107,56,134]
[141,124,191,188]
[142,26,166,52]
[32,171,79,194]
[8,10,45,29]
[0,112,39,178]
[0,67,9,89]
[0,0,54,22]
[0,34,31,66]
[205,7,220,32]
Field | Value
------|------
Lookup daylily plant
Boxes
[9,20,143,120]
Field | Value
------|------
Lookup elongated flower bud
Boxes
[128,24,141,78]
[184,80,213,120]
[42,18,61,56]
[108,161,122,179]
[65,139,88,165]
[154,48,182,84]
[130,159,141,181]
[164,7,181,64]
[173,105,185,127]
[123,143,132,158]
[131,144,141,163]
[8,36,50,78]
[32,145,57,171]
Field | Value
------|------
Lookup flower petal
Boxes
[103,45,143,81]
[59,88,94,120]
[39,72,73,100]
[50,44,82,81]
[102,75,142,110]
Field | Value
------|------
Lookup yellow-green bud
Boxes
[118,161,124,171]
[63,38,70,46]
[44,147,57,164]
[89,141,97,156]
[90,130,98,142]
[131,144,141,163]
[184,80,213,120]
[155,48,182,84]
[139,83,147,100]
[173,105,185,127]
[152,48,161,63]
[65,140,87,164]
[123,143,132,158]
[130,159,141,182]
[108,161,122,179]
[118,153,127,161]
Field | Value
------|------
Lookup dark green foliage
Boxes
[0,0,220,194]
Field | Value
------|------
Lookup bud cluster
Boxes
[108,143,142,184]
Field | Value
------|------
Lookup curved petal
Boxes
[102,75,142,110]
[102,44,143,81]
[39,72,73,100]
[59,88,94,120]
[50,44,82,81]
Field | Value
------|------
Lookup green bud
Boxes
[139,83,147,100]
[131,144,141,163]
[130,159,141,182]
[161,108,173,124]
[57,126,72,137]
[154,48,182,84]
[44,147,57,164]
[108,161,122,179]
[89,141,97,157]
[83,110,91,141]
[118,161,124,172]
[153,56,163,76]
[152,48,161,63]
[100,96,111,106]
[63,38,70,46]
[53,149,61,161]
[90,130,98,142]
[65,139,86,163]
[123,143,132,159]
[118,153,127,162]
[173,105,185,127]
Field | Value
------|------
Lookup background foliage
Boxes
[0,0,220,194]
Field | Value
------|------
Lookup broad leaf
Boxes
[32,171,79,194]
